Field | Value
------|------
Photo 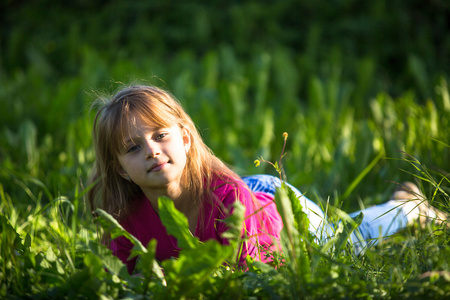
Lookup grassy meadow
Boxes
[1,1,450,299]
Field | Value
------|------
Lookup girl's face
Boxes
[116,118,191,195]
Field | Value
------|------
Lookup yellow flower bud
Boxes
[282,132,288,140]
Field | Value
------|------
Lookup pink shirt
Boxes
[110,177,283,273]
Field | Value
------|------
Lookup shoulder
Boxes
[201,174,257,225]
[197,173,254,241]
[209,173,253,206]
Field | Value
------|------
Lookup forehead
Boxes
[124,116,155,131]
[120,117,181,139]
[120,117,158,139]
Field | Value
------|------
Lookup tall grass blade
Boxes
[341,150,384,200]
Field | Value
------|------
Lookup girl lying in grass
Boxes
[88,85,448,274]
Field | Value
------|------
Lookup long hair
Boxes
[87,85,241,220]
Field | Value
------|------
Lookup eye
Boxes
[126,144,141,153]
[155,132,168,141]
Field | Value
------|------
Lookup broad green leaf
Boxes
[0,213,25,251]
[162,240,234,298]
[88,241,128,278]
[220,200,245,265]
[45,247,57,262]
[24,233,31,248]
[323,210,364,256]
[250,260,277,273]
[136,239,165,284]
[84,252,104,277]
[94,208,147,254]
[220,200,245,242]
[157,197,198,250]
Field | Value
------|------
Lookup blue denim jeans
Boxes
[242,174,409,254]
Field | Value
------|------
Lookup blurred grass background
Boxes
[1,0,449,212]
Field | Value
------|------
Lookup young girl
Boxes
[88,85,448,274]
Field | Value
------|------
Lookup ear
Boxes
[182,127,191,153]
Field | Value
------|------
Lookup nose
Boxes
[144,139,160,159]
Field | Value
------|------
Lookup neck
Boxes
[142,183,199,233]
[142,183,193,215]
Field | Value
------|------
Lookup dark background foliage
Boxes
[2,0,449,97]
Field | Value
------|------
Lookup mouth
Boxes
[148,161,167,172]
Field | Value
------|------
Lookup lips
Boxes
[148,161,167,172]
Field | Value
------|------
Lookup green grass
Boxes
[1,28,450,299]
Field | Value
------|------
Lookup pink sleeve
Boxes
[212,181,282,265]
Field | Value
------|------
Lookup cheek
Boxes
[177,150,188,169]
[180,155,189,177]
[178,151,188,166]
[118,157,134,172]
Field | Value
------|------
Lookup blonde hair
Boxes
[87,85,241,220]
